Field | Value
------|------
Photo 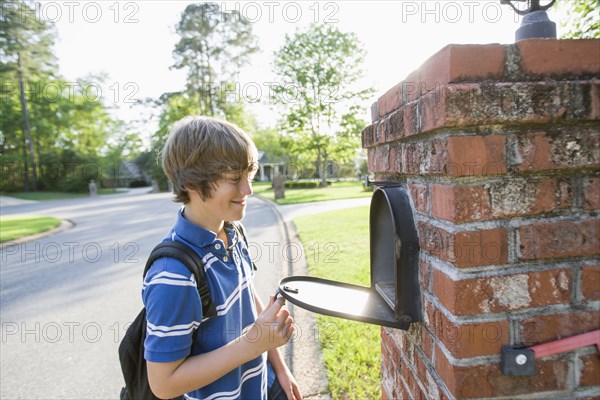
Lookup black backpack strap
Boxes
[144,241,217,319]
[232,221,257,271]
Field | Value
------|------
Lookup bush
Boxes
[129,179,150,188]
[284,180,332,189]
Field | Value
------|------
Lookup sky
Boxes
[39,0,568,140]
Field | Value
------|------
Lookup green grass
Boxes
[294,206,381,400]
[0,216,62,242]
[253,181,372,205]
[2,188,127,201]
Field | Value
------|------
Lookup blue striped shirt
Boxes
[143,210,267,400]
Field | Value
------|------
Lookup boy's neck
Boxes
[182,205,225,238]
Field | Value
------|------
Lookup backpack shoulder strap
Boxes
[144,241,217,319]
[231,221,257,271]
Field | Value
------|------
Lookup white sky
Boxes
[41,0,567,139]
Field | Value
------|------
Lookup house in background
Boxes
[257,150,284,181]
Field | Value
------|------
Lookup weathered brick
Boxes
[408,182,428,213]
[581,266,600,301]
[403,101,420,137]
[430,184,491,223]
[584,177,600,210]
[517,39,600,77]
[488,177,575,218]
[514,130,600,172]
[442,81,597,127]
[382,108,404,143]
[419,221,508,268]
[433,268,573,316]
[361,124,374,148]
[580,353,600,387]
[591,81,600,120]
[518,219,600,260]
[519,311,600,345]
[378,81,403,117]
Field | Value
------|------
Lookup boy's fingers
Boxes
[263,296,285,319]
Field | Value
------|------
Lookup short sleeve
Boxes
[142,257,203,363]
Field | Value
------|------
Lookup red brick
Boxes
[419,222,508,268]
[519,312,600,345]
[435,344,569,399]
[408,182,427,213]
[582,266,600,301]
[426,300,509,358]
[403,101,419,137]
[419,44,506,93]
[378,81,403,117]
[514,131,600,172]
[580,353,600,387]
[361,124,375,148]
[430,184,491,223]
[421,325,434,362]
[517,39,600,77]
[446,135,507,176]
[518,219,600,260]
[433,268,573,316]
[584,177,600,210]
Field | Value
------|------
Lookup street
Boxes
[0,191,287,399]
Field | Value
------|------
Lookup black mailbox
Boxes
[278,185,421,329]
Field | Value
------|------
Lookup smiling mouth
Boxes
[231,200,247,206]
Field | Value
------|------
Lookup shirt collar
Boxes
[171,208,239,249]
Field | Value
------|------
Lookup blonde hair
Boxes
[161,116,258,203]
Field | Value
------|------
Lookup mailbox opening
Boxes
[278,186,421,329]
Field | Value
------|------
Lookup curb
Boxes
[0,219,75,250]
[253,195,330,399]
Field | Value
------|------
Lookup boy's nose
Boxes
[240,179,253,196]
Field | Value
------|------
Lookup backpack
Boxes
[118,240,214,400]
[118,222,252,400]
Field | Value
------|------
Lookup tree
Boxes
[171,3,259,116]
[272,24,373,184]
[560,0,599,38]
[1,0,58,190]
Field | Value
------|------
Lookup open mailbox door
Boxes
[278,186,421,330]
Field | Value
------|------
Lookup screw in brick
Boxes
[515,354,528,365]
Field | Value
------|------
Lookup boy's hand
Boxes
[244,295,294,354]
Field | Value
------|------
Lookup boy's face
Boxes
[199,170,255,224]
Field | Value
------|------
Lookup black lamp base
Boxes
[516,10,557,41]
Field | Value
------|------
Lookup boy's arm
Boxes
[147,296,292,399]
[254,289,303,400]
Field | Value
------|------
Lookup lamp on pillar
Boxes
[501,0,557,41]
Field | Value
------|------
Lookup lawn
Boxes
[253,181,372,205]
[2,188,127,201]
[293,206,381,400]
[0,216,62,242]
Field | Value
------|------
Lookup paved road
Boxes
[0,190,287,399]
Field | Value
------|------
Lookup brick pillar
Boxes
[363,39,600,399]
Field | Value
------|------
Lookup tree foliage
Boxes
[172,3,259,116]
[1,1,135,192]
[272,24,373,183]
[560,0,599,39]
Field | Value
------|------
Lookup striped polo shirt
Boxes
[143,209,267,400]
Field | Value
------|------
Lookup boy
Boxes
[144,116,301,400]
